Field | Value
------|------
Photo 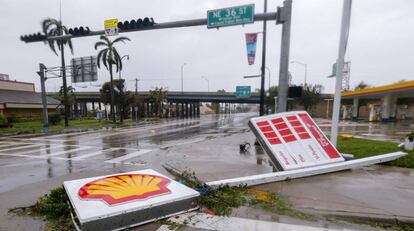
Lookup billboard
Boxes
[249,111,344,171]
[71,56,98,83]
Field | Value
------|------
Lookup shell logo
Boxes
[78,174,171,206]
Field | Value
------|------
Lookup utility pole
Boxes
[331,0,352,146]
[60,43,69,126]
[259,0,268,116]
[276,0,292,113]
[181,63,186,93]
[37,63,49,131]
[135,78,139,94]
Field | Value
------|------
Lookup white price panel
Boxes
[249,111,344,171]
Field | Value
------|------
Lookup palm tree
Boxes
[149,87,168,117]
[42,18,73,127]
[95,35,130,123]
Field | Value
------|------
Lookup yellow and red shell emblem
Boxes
[78,174,171,206]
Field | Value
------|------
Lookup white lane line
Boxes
[159,137,206,150]
[0,145,66,156]
[159,212,351,231]
[0,144,43,152]
[39,146,92,157]
[104,149,154,163]
[0,153,52,159]
[0,142,30,148]
[22,138,68,142]
[71,148,118,160]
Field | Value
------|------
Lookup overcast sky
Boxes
[0,0,413,93]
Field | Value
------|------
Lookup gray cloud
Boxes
[0,0,413,93]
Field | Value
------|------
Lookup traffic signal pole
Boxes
[276,0,292,113]
[22,8,294,117]
[330,0,352,146]
[22,13,279,43]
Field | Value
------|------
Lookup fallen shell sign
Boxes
[78,174,171,206]
[64,169,200,230]
[249,111,344,171]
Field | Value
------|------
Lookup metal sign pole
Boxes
[276,0,292,113]
[330,0,352,146]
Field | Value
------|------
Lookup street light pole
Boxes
[259,0,268,116]
[201,76,210,92]
[181,63,186,93]
[119,55,130,79]
[265,66,271,93]
[291,60,307,86]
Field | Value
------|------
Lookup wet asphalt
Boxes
[0,113,413,230]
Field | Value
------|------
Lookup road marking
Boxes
[0,145,66,156]
[0,142,31,148]
[71,148,118,160]
[104,149,154,163]
[0,144,43,152]
[39,146,92,157]
[158,212,351,231]
[160,137,206,149]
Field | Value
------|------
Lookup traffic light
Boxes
[117,17,155,31]
[68,26,91,36]
[20,32,47,43]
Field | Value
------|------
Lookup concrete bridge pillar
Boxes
[146,103,150,117]
[352,97,359,121]
[180,103,185,118]
[185,104,189,118]
[175,103,179,118]
[196,103,200,117]
[381,94,392,122]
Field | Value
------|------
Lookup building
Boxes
[341,81,414,121]
[0,79,60,118]
[0,74,9,81]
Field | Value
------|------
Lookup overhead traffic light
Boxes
[68,26,91,36]
[117,17,155,31]
[20,33,47,43]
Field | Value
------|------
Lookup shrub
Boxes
[407,131,414,142]
[48,113,62,125]
[6,114,18,123]
[0,115,8,126]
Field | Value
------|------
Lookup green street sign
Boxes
[236,86,251,98]
[207,4,255,28]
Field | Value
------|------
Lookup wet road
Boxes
[0,114,413,193]
[0,113,413,230]
[0,113,260,193]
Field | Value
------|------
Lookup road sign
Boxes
[236,86,251,98]
[207,4,254,28]
[249,111,344,171]
[104,18,119,36]
[64,169,199,231]
[71,56,98,83]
